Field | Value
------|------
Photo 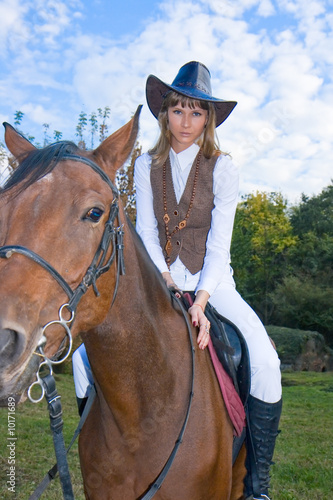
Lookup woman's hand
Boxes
[162,272,182,298]
[188,304,210,350]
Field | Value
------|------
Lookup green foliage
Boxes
[267,325,309,363]
[14,111,24,126]
[75,112,88,148]
[290,183,333,237]
[268,184,333,343]
[98,106,111,142]
[116,141,142,225]
[231,191,297,323]
[266,325,333,366]
[43,123,50,146]
[89,112,98,149]
[288,184,333,287]
[53,130,63,142]
[270,276,333,345]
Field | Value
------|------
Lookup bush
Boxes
[266,325,333,372]
[269,276,333,346]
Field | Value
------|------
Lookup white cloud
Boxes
[0,0,332,200]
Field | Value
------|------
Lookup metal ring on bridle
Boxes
[39,303,74,365]
[27,360,53,403]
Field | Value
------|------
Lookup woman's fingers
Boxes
[197,321,210,350]
[188,305,210,350]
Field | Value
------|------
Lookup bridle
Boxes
[0,154,125,400]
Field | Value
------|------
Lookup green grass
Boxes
[270,371,333,500]
[0,373,85,499]
[1,371,332,499]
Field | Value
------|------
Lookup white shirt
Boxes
[134,144,239,296]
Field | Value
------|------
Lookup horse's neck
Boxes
[84,221,191,429]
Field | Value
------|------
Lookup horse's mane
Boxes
[3,141,80,193]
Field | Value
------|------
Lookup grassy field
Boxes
[1,371,332,499]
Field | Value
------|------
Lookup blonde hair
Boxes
[149,91,224,169]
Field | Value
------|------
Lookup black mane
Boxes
[3,141,80,193]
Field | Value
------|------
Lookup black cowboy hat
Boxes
[146,61,237,127]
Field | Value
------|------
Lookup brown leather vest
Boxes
[150,151,218,274]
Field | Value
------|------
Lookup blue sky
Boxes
[0,0,332,202]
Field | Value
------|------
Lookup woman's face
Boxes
[167,103,208,153]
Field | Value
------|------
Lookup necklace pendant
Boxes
[165,240,172,256]
[163,213,170,224]
[178,219,187,230]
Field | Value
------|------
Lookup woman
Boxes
[134,61,282,500]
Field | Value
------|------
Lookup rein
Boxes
[139,291,195,499]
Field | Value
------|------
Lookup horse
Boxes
[0,109,246,499]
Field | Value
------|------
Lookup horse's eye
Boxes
[85,207,104,222]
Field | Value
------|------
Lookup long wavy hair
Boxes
[149,91,226,169]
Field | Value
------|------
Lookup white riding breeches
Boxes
[208,284,282,403]
[72,344,94,399]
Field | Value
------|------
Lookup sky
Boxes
[0,0,332,203]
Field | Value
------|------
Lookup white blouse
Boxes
[134,143,239,296]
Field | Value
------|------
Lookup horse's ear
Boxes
[3,122,37,162]
[93,105,142,179]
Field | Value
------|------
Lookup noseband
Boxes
[0,154,125,401]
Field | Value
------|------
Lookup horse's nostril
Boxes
[0,329,21,359]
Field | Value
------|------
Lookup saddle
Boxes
[181,292,251,438]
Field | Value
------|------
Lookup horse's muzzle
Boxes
[0,323,40,404]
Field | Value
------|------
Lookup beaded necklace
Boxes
[162,149,202,269]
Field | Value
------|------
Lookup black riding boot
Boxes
[244,395,282,500]
[76,396,88,416]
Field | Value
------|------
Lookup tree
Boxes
[54,130,63,142]
[288,182,333,286]
[98,107,111,142]
[14,111,24,126]
[76,112,88,149]
[89,112,98,149]
[270,183,333,344]
[43,123,50,146]
[231,191,297,323]
[270,275,333,346]
[290,183,333,237]
[116,141,142,225]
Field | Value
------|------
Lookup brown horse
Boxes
[0,109,246,499]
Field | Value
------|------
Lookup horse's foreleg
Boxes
[230,443,246,500]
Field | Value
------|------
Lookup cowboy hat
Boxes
[146,61,237,127]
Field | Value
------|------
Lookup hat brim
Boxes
[146,74,237,127]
